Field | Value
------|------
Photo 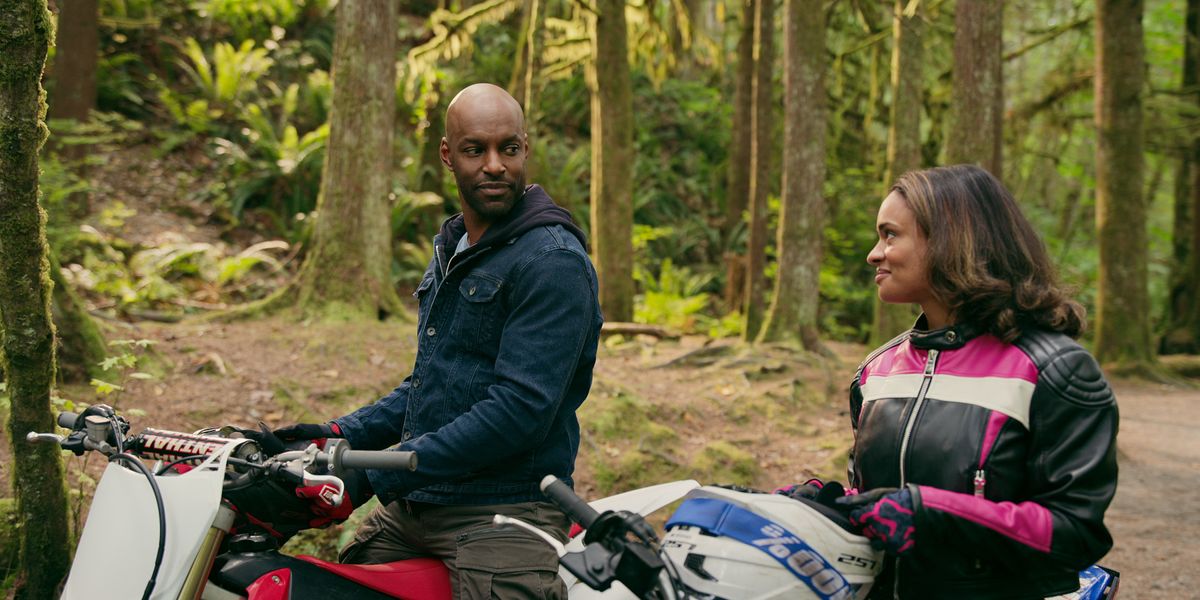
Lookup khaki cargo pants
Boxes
[339,499,570,600]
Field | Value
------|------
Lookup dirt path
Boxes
[1102,380,1200,599]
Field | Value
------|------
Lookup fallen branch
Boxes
[601,322,680,340]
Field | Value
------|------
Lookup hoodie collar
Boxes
[436,184,587,273]
[908,314,981,350]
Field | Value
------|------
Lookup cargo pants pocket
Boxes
[454,526,565,600]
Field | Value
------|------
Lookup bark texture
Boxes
[1162,0,1200,354]
[722,0,755,311]
[293,0,403,320]
[872,0,922,345]
[945,0,1003,177]
[0,0,73,596]
[742,0,775,341]
[1094,0,1153,365]
[759,0,824,348]
[588,0,635,322]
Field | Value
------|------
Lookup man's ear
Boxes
[440,137,453,170]
[522,133,530,159]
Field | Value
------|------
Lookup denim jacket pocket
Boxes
[457,274,503,343]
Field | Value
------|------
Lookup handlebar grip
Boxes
[540,475,600,529]
[57,411,81,430]
[337,449,418,472]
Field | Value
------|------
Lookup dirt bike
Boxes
[31,406,1118,600]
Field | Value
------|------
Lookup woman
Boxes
[839,165,1118,598]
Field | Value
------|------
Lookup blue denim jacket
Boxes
[334,186,602,505]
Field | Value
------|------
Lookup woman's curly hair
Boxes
[892,165,1085,341]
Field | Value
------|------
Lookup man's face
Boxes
[440,102,528,224]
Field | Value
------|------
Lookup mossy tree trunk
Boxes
[290,0,403,321]
[722,0,754,312]
[1162,0,1200,355]
[742,0,775,341]
[1094,0,1153,366]
[49,252,105,382]
[720,0,748,309]
[588,0,635,322]
[945,0,1003,177]
[759,0,824,349]
[0,0,73,596]
[872,0,922,345]
[47,0,98,217]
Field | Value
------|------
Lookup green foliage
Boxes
[89,339,157,402]
[160,37,273,135]
[192,0,301,40]
[390,191,445,288]
[211,101,329,223]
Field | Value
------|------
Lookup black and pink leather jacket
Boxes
[849,317,1118,599]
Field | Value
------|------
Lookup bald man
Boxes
[272,84,601,598]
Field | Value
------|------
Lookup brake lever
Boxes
[26,432,65,444]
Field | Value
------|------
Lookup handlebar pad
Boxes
[338,450,418,472]
[57,411,81,430]
[540,475,600,529]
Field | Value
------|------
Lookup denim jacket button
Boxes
[426,327,436,337]
[402,431,412,441]
[413,378,421,388]
[469,286,477,296]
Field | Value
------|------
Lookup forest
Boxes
[0,0,1198,597]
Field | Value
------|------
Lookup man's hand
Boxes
[273,422,342,450]
[836,487,916,555]
[233,422,343,455]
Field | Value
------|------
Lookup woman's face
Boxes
[867,192,942,315]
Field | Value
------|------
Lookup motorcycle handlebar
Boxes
[58,411,80,429]
[337,449,417,472]
[540,475,600,529]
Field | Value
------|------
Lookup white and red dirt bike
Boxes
[32,407,1117,600]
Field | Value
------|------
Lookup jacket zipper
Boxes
[894,348,939,600]
[898,348,939,486]
[974,468,987,497]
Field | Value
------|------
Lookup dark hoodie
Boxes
[436,184,588,273]
[335,182,603,505]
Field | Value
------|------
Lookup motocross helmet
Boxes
[661,486,883,600]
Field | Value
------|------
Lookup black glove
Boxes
[775,478,848,508]
[273,422,341,444]
[234,422,341,456]
[836,487,916,555]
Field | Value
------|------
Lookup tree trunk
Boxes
[945,0,1003,177]
[742,0,775,341]
[1094,0,1152,365]
[50,252,105,382]
[47,0,98,216]
[722,0,754,312]
[1162,0,1200,354]
[293,0,403,321]
[758,0,824,349]
[509,0,544,127]
[0,1,73,596]
[588,0,635,322]
[48,0,97,122]
[872,0,923,345]
[418,81,445,195]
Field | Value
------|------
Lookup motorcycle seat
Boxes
[297,555,451,599]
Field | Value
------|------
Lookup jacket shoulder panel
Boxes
[1015,330,1114,408]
